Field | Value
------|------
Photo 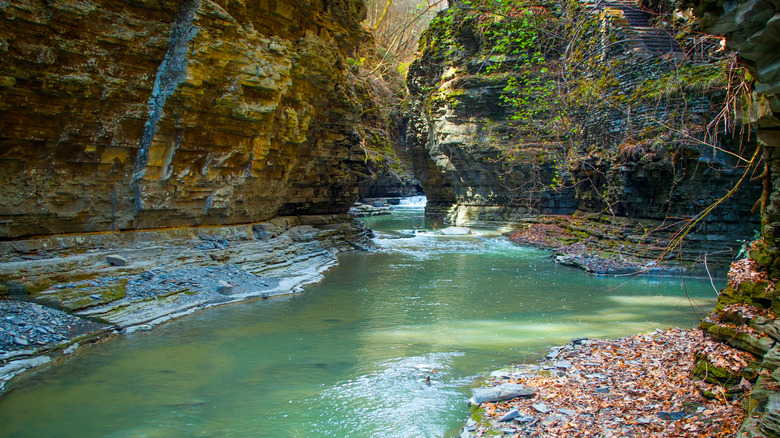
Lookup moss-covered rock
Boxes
[404,0,761,263]
[701,320,776,357]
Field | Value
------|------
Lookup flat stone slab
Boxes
[438,227,472,235]
[470,383,536,404]
[106,254,128,266]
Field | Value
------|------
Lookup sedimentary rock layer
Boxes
[0,0,367,238]
[405,0,761,262]
[686,0,780,435]
[0,213,372,394]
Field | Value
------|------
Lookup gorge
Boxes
[1,0,780,435]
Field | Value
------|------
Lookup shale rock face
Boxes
[405,1,760,260]
[683,0,780,435]
[0,0,367,238]
[695,0,780,275]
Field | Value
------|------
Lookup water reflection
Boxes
[0,205,721,438]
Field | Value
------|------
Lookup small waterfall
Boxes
[397,195,427,207]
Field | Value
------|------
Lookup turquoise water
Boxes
[0,206,721,437]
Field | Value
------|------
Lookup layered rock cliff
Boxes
[0,0,378,392]
[679,0,780,435]
[0,0,367,238]
[405,0,762,264]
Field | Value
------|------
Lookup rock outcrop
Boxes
[683,0,780,434]
[405,0,761,264]
[694,0,780,275]
[0,0,367,238]
[0,213,372,394]
[0,0,377,396]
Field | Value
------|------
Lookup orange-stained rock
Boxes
[0,0,368,238]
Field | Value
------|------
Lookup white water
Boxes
[397,195,427,207]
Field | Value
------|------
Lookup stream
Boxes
[0,199,722,437]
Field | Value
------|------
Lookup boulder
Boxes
[438,227,472,236]
[106,254,128,267]
[760,393,780,436]
[470,383,535,404]
[216,281,234,295]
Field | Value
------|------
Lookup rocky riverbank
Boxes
[0,214,371,395]
[506,215,733,278]
[460,328,749,437]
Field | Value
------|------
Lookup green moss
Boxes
[631,62,726,103]
[37,278,128,312]
[467,405,502,436]
[691,351,758,386]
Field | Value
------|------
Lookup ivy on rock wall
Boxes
[405,0,762,263]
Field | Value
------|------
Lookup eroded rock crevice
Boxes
[0,0,367,238]
[133,0,201,183]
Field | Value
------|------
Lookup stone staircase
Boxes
[582,0,682,55]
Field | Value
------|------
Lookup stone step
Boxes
[579,0,681,55]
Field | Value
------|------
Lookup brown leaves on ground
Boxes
[719,303,776,323]
[472,328,746,437]
[728,258,774,292]
[507,220,575,248]
[505,215,673,275]
[694,332,758,374]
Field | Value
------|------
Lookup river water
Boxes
[0,201,721,437]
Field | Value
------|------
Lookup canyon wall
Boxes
[694,0,780,276]
[684,0,780,435]
[0,0,368,239]
[405,0,762,262]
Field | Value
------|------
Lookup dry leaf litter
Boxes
[461,328,749,437]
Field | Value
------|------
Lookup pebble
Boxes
[532,402,551,414]
[0,300,109,353]
[7,316,24,326]
[217,280,234,295]
[498,408,520,422]
[657,411,685,421]
[586,373,608,379]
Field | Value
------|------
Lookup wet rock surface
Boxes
[0,300,108,354]
[507,215,718,277]
[0,214,371,393]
